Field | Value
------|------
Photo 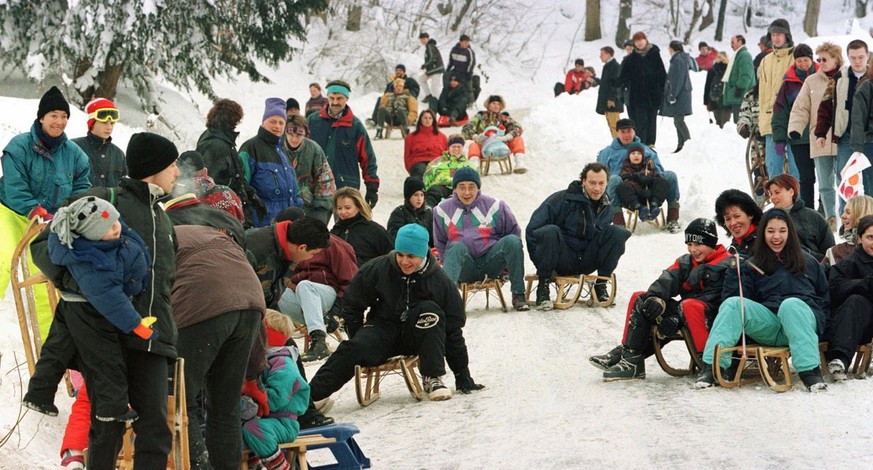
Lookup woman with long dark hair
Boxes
[404,109,447,181]
[696,208,830,392]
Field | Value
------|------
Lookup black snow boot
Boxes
[302,330,330,362]
[589,345,625,371]
[603,349,646,381]
[799,367,828,393]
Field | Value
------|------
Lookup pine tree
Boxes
[0,0,327,109]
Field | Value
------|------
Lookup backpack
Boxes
[709,79,725,103]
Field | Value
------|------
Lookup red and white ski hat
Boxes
[84,97,118,130]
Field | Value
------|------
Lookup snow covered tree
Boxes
[0,0,327,110]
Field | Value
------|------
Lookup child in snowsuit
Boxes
[23,196,155,423]
[242,311,311,470]
[589,218,732,380]
[615,144,670,221]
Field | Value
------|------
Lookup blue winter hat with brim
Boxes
[395,224,429,258]
[262,97,286,122]
[452,166,481,189]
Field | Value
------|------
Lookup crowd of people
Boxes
[4,18,873,469]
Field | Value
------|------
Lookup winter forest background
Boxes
[3,0,873,468]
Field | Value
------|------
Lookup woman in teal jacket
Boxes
[0,86,91,336]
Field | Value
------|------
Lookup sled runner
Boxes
[624,205,666,233]
[652,327,702,377]
[354,355,423,407]
[745,136,771,207]
[479,154,512,176]
[460,276,508,312]
[523,273,617,309]
[241,433,339,470]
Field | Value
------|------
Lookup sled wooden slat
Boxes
[523,273,616,309]
[652,327,701,377]
[354,355,423,407]
[460,277,508,312]
[241,434,337,470]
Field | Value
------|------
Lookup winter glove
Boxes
[775,142,786,157]
[738,124,751,139]
[28,205,52,221]
[240,395,258,421]
[638,174,653,186]
[454,369,485,394]
[734,88,743,98]
[788,131,801,141]
[364,182,379,208]
[241,378,270,417]
[637,296,666,323]
[132,317,158,340]
[498,134,514,142]
[655,314,681,340]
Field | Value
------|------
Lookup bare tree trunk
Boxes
[94,64,123,101]
[857,0,867,17]
[346,2,362,32]
[699,0,714,30]
[714,0,728,40]
[684,0,703,44]
[585,0,602,41]
[615,0,632,47]
[451,0,474,32]
[804,0,821,37]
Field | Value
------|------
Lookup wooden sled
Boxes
[624,205,666,233]
[115,357,190,469]
[383,124,408,140]
[652,327,702,377]
[460,276,508,312]
[745,134,771,208]
[241,434,338,470]
[712,342,829,392]
[523,273,617,309]
[479,154,512,176]
[850,342,873,378]
[354,356,423,407]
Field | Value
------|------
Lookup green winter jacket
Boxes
[423,152,478,191]
[723,46,756,106]
[72,133,127,188]
[282,137,336,213]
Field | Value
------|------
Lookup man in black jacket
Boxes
[596,46,624,138]
[32,132,180,469]
[307,224,484,402]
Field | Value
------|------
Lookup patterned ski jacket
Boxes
[282,137,335,214]
[462,110,523,139]
[433,192,521,260]
[240,126,304,227]
[423,152,477,191]
[308,105,379,190]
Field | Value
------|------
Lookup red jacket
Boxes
[564,69,588,94]
[695,50,718,71]
[404,128,448,173]
[288,233,358,297]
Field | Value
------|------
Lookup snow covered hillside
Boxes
[3,4,873,468]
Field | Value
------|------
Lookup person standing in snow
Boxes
[196,98,263,228]
[618,31,666,147]
[723,35,756,124]
[526,162,631,311]
[308,80,380,207]
[758,18,798,180]
[596,46,624,138]
[73,98,126,188]
[445,34,477,106]
[695,42,718,71]
[661,40,694,154]
[590,218,731,381]
[461,95,528,173]
[307,223,485,402]
[240,98,305,227]
[283,115,336,224]
[419,32,445,110]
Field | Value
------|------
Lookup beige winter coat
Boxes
[789,70,837,158]
[757,46,795,136]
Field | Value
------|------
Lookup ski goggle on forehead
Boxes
[89,108,120,123]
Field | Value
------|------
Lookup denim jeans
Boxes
[764,134,799,179]
[278,280,337,334]
[442,235,526,294]
[813,155,836,219]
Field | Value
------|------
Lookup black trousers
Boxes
[826,294,873,364]
[529,224,630,279]
[178,310,261,470]
[308,301,447,401]
[790,143,816,209]
[615,179,669,209]
[25,301,81,407]
[425,185,453,208]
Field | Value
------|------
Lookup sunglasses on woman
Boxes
[89,108,120,122]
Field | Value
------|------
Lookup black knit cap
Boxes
[404,177,425,201]
[126,132,179,179]
[793,44,813,60]
[685,218,719,249]
[37,86,71,119]
[616,118,635,130]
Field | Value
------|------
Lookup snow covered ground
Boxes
[3,5,873,468]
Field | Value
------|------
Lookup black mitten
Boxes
[454,369,485,394]
[639,296,666,323]
[364,182,379,208]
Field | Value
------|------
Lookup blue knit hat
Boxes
[262,97,286,122]
[395,224,429,258]
[452,166,481,189]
